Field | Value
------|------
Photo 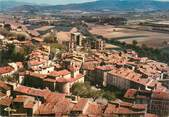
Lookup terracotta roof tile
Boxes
[26,72,47,79]
[72,98,89,112]
[152,91,169,100]
[0,81,11,91]
[85,103,102,116]
[15,85,50,98]
[96,65,114,71]
[24,101,35,109]
[0,66,14,75]
[53,99,74,114]
[35,103,55,115]
[49,70,70,77]
[45,74,84,83]
[124,89,137,99]
[0,97,12,106]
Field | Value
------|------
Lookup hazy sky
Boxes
[0,0,97,5]
[0,0,169,5]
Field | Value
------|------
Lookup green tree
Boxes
[102,91,116,100]
[44,34,57,43]
[4,24,11,31]
[132,40,138,46]
[17,34,26,41]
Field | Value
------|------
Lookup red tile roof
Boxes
[103,99,147,116]
[44,93,65,104]
[104,103,146,116]
[28,59,46,66]
[13,95,29,103]
[35,103,55,115]
[26,72,47,79]
[96,65,114,71]
[85,103,102,116]
[53,99,74,115]
[0,66,14,75]
[108,67,153,87]
[145,113,158,117]
[24,101,35,109]
[72,98,89,112]
[124,89,137,99]
[0,97,12,106]
[125,88,169,101]
[0,81,11,91]
[49,70,70,77]
[15,85,50,98]
[152,91,169,100]
[45,74,84,83]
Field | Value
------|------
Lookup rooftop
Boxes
[72,98,89,112]
[0,96,12,106]
[49,70,70,77]
[0,81,11,91]
[0,66,14,75]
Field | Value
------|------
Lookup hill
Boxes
[0,1,33,11]
[3,0,169,12]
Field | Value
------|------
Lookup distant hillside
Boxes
[4,0,169,12]
[0,1,33,11]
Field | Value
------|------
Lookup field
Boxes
[88,24,169,48]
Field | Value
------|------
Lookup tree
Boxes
[102,91,116,100]
[17,34,26,41]
[4,24,12,31]
[141,44,147,49]
[132,40,138,46]
[71,82,117,100]
[1,44,26,64]
[44,34,57,43]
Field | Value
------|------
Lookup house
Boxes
[8,62,24,72]
[95,39,105,51]
[1,83,158,117]
[34,99,74,116]
[0,81,12,96]
[70,98,89,116]
[82,60,100,83]
[124,88,169,116]
[27,30,40,37]
[69,32,81,51]
[106,67,158,90]
[13,95,36,116]
[95,65,115,86]
[44,68,84,94]
[0,96,12,116]
[104,99,151,117]
[18,67,84,94]
[0,66,15,77]
[13,85,50,102]
[23,72,47,88]
[57,31,71,44]
[27,50,51,72]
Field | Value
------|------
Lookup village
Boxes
[0,14,169,117]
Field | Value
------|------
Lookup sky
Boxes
[0,0,169,5]
[0,0,97,5]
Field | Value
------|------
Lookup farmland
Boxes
[89,24,169,48]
